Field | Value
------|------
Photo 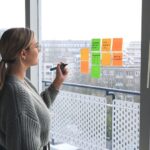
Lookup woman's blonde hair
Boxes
[0,27,34,90]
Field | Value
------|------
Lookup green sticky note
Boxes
[91,39,101,51]
[91,65,101,78]
[92,53,100,65]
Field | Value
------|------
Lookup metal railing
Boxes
[42,80,140,99]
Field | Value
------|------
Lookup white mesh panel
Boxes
[50,91,107,150]
[112,100,140,150]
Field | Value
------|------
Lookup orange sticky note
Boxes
[80,61,89,74]
[102,38,111,51]
[112,38,123,51]
[80,48,89,61]
[112,53,123,66]
[102,53,111,66]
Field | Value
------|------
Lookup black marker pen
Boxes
[50,63,68,71]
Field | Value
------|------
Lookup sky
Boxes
[41,0,142,41]
[0,0,142,41]
[0,0,25,29]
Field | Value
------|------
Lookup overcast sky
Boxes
[0,0,142,41]
[0,0,25,29]
[41,0,142,41]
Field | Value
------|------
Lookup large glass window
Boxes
[41,0,141,149]
[0,0,25,35]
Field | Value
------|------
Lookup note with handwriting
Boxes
[112,53,123,66]
[91,39,101,51]
[92,53,100,65]
[102,38,111,51]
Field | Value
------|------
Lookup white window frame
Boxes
[25,0,42,92]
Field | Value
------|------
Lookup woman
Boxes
[0,28,68,150]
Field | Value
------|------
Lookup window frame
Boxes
[25,0,42,92]
[25,0,150,149]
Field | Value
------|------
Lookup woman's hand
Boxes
[52,63,68,90]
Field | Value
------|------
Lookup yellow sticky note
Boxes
[102,38,111,51]
[112,53,123,66]
[80,48,89,61]
[102,53,111,66]
[80,61,89,74]
[112,38,123,51]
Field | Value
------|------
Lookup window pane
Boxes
[0,0,25,35]
[41,0,141,149]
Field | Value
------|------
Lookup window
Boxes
[0,0,25,35]
[40,0,141,149]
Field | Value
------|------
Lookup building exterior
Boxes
[41,40,141,92]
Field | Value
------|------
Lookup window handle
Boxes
[147,40,150,88]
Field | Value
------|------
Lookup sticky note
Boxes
[80,61,89,74]
[102,53,111,66]
[91,65,101,78]
[80,48,89,61]
[102,38,111,51]
[112,53,123,66]
[112,38,123,51]
[92,53,100,65]
[91,39,101,51]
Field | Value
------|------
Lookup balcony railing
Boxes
[42,80,140,150]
